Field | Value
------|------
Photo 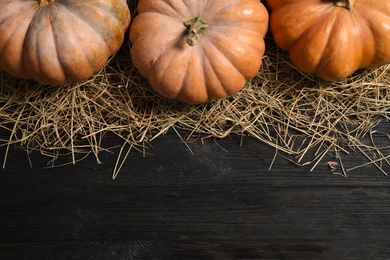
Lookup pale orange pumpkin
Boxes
[130,0,269,104]
[267,0,390,81]
[0,0,131,85]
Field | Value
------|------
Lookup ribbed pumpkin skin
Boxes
[0,0,131,85]
[130,0,269,104]
[267,0,390,81]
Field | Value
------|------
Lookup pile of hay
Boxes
[0,2,389,177]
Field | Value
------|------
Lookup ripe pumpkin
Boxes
[130,0,269,104]
[0,0,131,85]
[267,0,390,81]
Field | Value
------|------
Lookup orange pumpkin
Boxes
[267,0,390,81]
[0,0,131,85]
[130,0,269,104]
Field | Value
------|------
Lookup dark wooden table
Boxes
[1,124,390,259]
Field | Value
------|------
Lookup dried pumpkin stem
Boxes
[334,0,354,10]
[184,16,208,47]
[38,0,54,6]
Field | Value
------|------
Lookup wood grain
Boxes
[0,124,390,259]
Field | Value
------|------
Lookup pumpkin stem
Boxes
[334,0,354,10]
[38,0,54,6]
[184,16,208,46]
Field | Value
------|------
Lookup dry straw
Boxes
[0,1,389,177]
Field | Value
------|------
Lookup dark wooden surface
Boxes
[1,123,390,259]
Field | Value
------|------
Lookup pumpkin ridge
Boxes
[177,47,207,102]
[166,0,192,18]
[50,2,104,36]
[47,21,62,79]
[349,10,375,67]
[208,30,262,79]
[203,39,246,93]
[202,42,225,93]
[201,52,227,98]
[26,11,66,84]
[1,7,33,45]
[365,10,390,63]
[203,0,242,18]
[58,1,129,60]
[181,0,208,19]
[315,11,342,72]
[1,25,26,77]
[208,41,240,78]
[155,47,189,98]
[143,11,183,22]
[130,14,186,79]
[60,1,122,44]
[1,3,35,23]
[72,0,128,24]
[271,2,333,50]
[153,37,188,76]
[197,0,208,17]
[212,25,264,38]
[47,17,67,82]
[131,12,185,41]
[50,5,107,71]
[314,10,363,79]
[209,27,262,52]
[142,0,191,21]
[2,3,40,41]
[313,15,342,71]
[177,47,194,98]
[353,2,390,17]
[0,4,37,79]
[266,0,297,10]
[289,7,339,72]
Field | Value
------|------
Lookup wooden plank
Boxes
[0,126,390,259]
